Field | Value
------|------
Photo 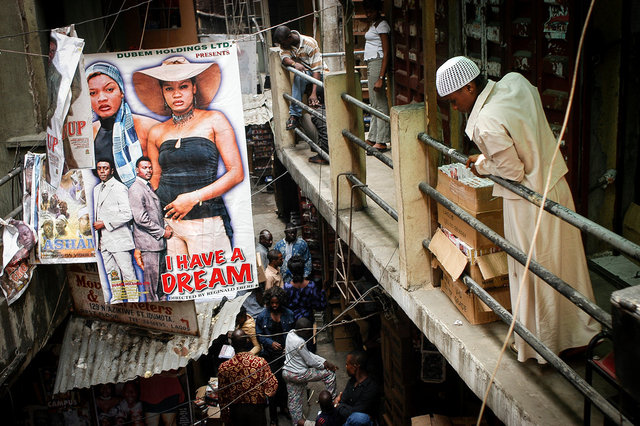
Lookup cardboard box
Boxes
[437,203,503,250]
[333,336,356,352]
[332,324,352,339]
[440,271,511,325]
[412,414,452,426]
[440,226,501,264]
[436,168,502,212]
[429,229,509,289]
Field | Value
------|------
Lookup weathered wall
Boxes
[0,265,71,390]
[0,0,49,216]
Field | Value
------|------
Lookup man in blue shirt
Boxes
[274,223,312,283]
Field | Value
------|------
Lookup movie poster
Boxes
[37,168,97,263]
[85,41,257,304]
[46,27,85,188]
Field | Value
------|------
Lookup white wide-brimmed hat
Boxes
[435,56,480,97]
[133,56,221,116]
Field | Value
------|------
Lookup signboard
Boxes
[84,41,258,303]
[67,264,198,335]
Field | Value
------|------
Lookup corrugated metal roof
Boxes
[53,294,248,393]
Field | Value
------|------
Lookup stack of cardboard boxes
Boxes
[429,164,512,324]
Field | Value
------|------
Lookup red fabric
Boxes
[139,374,185,405]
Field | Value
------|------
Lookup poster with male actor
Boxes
[85,41,258,303]
[36,166,97,263]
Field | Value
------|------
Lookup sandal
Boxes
[286,115,299,131]
[365,139,376,147]
[372,143,390,153]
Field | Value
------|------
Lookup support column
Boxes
[268,48,295,149]
[391,103,431,289]
[324,71,366,210]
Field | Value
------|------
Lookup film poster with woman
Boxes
[84,42,258,304]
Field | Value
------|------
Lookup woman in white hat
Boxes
[133,57,244,256]
[86,62,158,187]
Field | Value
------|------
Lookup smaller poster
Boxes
[45,26,84,188]
[0,218,37,304]
[67,263,198,335]
[23,152,46,230]
[38,169,96,263]
[63,38,95,170]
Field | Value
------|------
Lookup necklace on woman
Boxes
[172,106,195,148]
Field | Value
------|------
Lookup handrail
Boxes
[0,166,22,188]
[417,132,640,261]
[341,93,390,122]
[4,205,23,221]
[283,93,325,121]
[346,174,398,221]
[322,50,364,57]
[284,66,324,88]
[341,129,393,169]
[419,181,612,330]
[293,128,330,163]
[426,262,632,425]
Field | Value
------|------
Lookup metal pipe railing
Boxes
[283,93,325,121]
[4,205,23,221]
[342,129,393,169]
[322,50,365,57]
[0,166,22,188]
[346,174,398,221]
[284,66,324,88]
[341,93,390,122]
[418,132,640,262]
[448,269,631,425]
[293,128,330,163]
[419,181,612,330]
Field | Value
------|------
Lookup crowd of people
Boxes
[212,227,380,426]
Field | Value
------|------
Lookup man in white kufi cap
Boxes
[435,56,599,363]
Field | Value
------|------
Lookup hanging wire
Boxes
[476,0,598,424]
[97,0,127,52]
[0,0,154,41]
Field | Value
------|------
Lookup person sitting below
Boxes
[217,329,278,426]
[235,306,261,355]
[296,390,341,426]
[283,318,338,425]
[334,351,380,423]
[255,286,295,425]
[273,25,329,165]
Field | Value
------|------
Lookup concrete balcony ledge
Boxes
[276,142,603,426]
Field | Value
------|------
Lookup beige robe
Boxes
[466,73,600,363]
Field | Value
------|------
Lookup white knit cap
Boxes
[436,56,480,97]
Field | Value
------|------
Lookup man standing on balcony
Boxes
[273,25,330,165]
[435,56,600,363]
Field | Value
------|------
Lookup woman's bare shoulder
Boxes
[133,114,160,130]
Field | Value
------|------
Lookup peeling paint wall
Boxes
[0,265,71,389]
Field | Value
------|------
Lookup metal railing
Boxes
[417,138,635,424]
[0,166,23,220]
[280,64,397,223]
[418,133,640,262]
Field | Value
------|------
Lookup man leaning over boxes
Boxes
[435,56,599,363]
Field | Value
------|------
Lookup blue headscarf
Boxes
[86,62,142,187]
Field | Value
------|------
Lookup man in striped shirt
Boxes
[274,26,330,164]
